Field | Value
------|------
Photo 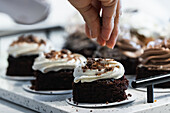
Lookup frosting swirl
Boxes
[8,35,48,57]
[74,58,125,83]
[116,38,144,58]
[33,49,87,73]
[140,39,170,70]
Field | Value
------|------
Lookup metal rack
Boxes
[132,73,170,103]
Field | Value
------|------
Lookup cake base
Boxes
[136,65,170,88]
[73,75,129,103]
[31,70,74,91]
[6,55,38,76]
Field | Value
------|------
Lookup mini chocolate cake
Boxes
[136,39,170,88]
[31,49,86,91]
[31,69,73,90]
[6,35,47,76]
[63,32,99,58]
[73,58,129,103]
[7,55,38,76]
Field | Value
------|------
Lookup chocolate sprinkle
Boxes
[10,35,46,46]
[82,58,115,74]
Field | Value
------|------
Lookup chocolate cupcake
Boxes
[63,31,99,58]
[6,35,49,76]
[136,39,170,88]
[31,49,86,91]
[73,58,129,103]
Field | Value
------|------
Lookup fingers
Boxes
[97,36,106,46]
[85,24,91,38]
[69,0,100,38]
[106,0,121,48]
[99,0,118,41]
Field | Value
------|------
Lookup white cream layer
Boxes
[33,53,86,73]
[74,59,125,83]
[8,42,47,57]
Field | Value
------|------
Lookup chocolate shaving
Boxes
[44,49,76,60]
[10,35,46,46]
[82,58,115,74]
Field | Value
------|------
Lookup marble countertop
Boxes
[0,98,35,113]
[0,75,170,113]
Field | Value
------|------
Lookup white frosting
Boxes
[8,42,46,57]
[32,51,87,73]
[8,38,53,57]
[74,59,125,83]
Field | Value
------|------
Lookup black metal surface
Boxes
[147,85,154,103]
[131,73,170,88]
[131,73,170,103]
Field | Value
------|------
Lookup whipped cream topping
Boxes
[74,58,125,83]
[8,35,48,57]
[33,49,87,73]
[140,39,170,70]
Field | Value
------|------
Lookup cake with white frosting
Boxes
[6,35,49,76]
[72,58,129,103]
[31,49,86,91]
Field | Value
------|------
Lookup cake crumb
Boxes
[128,93,132,97]
[106,101,109,104]
[154,100,157,102]
[76,109,78,112]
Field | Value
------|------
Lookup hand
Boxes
[68,0,121,48]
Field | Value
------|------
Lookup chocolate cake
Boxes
[136,39,170,88]
[6,35,47,76]
[31,49,86,91]
[31,69,73,90]
[63,32,99,58]
[7,55,38,76]
[73,58,129,103]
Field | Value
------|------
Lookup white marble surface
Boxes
[0,75,170,113]
[0,98,35,113]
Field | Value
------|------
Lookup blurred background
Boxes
[0,0,169,31]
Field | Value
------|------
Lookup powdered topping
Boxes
[74,58,125,83]
[32,49,87,73]
[8,35,48,57]
[140,39,170,70]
